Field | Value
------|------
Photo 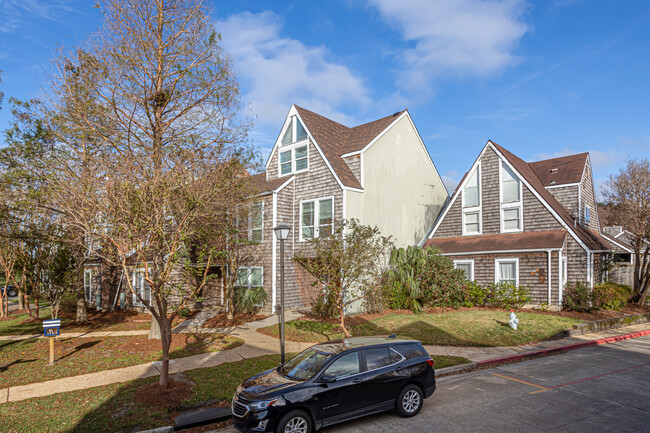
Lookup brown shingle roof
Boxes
[424,230,568,254]
[250,172,291,195]
[529,153,588,187]
[294,106,406,189]
[491,142,610,251]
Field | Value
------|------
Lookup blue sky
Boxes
[1,0,649,196]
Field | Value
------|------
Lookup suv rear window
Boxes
[365,347,393,370]
[393,343,427,359]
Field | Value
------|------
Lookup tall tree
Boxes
[603,158,650,305]
[42,0,254,388]
[297,219,393,337]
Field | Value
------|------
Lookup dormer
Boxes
[277,114,309,177]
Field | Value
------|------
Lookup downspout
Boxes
[272,191,278,314]
[112,270,124,309]
[547,250,552,305]
[558,250,563,305]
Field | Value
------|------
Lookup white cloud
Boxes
[441,170,460,194]
[368,0,528,93]
[218,11,371,129]
[0,0,78,33]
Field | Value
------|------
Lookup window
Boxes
[495,259,518,286]
[500,162,522,232]
[132,269,151,306]
[462,167,481,235]
[324,351,360,379]
[300,198,333,240]
[249,202,263,242]
[585,206,591,225]
[280,348,333,381]
[454,260,474,281]
[278,116,309,176]
[84,269,93,302]
[365,347,394,370]
[236,267,263,291]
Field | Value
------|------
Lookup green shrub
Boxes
[593,282,632,310]
[482,282,530,308]
[177,306,192,318]
[234,286,268,315]
[311,288,340,318]
[562,282,595,312]
[464,281,487,307]
[362,276,391,314]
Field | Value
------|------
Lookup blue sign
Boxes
[43,319,61,337]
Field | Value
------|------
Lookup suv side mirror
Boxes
[320,375,337,383]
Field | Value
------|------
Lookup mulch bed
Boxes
[203,312,268,329]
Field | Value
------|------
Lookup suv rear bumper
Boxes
[424,382,436,398]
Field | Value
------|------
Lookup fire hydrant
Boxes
[509,311,519,330]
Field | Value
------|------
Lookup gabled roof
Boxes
[491,142,610,252]
[424,230,568,254]
[529,153,588,187]
[293,106,407,189]
[250,172,293,195]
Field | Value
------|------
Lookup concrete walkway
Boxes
[1,315,648,405]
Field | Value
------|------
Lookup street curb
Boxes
[435,362,477,376]
[562,312,650,336]
[475,328,650,367]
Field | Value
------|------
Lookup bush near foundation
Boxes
[593,282,632,310]
[562,281,596,312]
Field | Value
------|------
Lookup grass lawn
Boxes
[0,309,53,336]
[0,354,286,433]
[258,310,582,347]
[0,333,243,388]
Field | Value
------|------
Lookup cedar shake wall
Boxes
[480,148,501,234]
[566,236,588,283]
[343,155,362,184]
[547,185,579,221]
[451,251,560,304]
[433,197,462,237]
[522,185,565,231]
[580,161,600,232]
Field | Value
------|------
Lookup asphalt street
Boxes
[318,335,650,433]
[219,335,650,433]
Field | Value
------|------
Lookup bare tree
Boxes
[40,0,254,388]
[297,219,393,337]
[603,158,650,305]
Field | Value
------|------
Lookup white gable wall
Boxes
[345,115,447,247]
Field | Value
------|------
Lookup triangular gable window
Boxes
[280,115,308,146]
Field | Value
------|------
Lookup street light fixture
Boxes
[273,224,290,363]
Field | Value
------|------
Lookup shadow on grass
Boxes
[0,358,38,373]
[351,319,483,347]
[56,341,101,362]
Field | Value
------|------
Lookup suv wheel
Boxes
[396,384,423,417]
[8,288,16,297]
[277,409,312,433]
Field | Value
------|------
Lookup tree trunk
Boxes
[158,316,171,388]
[0,291,5,317]
[24,293,32,318]
[34,297,40,318]
[76,288,87,322]
[149,299,162,339]
[18,290,24,309]
[339,289,350,337]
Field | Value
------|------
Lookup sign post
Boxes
[43,319,61,365]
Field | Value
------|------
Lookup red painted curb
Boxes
[475,328,650,367]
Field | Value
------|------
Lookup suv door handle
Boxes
[394,366,403,372]
[353,377,364,383]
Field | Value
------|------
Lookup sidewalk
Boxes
[1,316,648,405]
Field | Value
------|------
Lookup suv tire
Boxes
[276,409,313,433]
[8,288,16,297]
[396,384,423,418]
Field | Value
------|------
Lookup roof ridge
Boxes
[529,152,588,165]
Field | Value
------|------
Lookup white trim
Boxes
[587,252,592,286]
[602,234,634,253]
[461,163,482,236]
[547,250,552,305]
[360,153,365,188]
[342,186,364,193]
[545,182,580,189]
[499,160,523,233]
[495,258,519,286]
[272,192,277,314]
[277,141,309,177]
[585,155,602,232]
[488,142,593,254]
[453,259,475,281]
[559,253,565,305]
[299,196,335,242]
[342,188,347,222]
[429,145,487,238]
[444,248,561,256]
[340,111,409,157]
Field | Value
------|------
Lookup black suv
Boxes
[232,336,436,433]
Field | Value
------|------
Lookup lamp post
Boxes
[273,224,290,364]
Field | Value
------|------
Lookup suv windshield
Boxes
[279,348,333,381]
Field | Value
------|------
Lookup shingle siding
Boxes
[547,185,579,221]
[580,160,600,232]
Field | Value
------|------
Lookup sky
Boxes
[1,0,649,197]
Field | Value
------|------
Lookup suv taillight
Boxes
[426,357,434,367]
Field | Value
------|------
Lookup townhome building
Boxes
[83,105,448,313]
[423,140,612,305]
